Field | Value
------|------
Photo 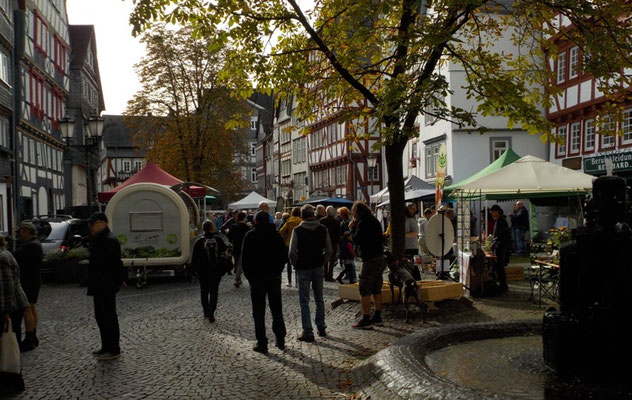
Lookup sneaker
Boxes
[317,328,327,337]
[275,338,285,350]
[253,343,268,354]
[352,318,374,330]
[91,348,107,356]
[97,352,121,361]
[297,332,315,342]
[370,315,384,326]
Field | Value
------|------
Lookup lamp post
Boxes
[367,154,377,200]
[60,114,104,208]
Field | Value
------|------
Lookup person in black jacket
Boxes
[319,206,341,282]
[12,222,43,352]
[350,201,386,330]
[86,212,125,361]
[227,212,250,288]
[241,211,288,353]
[491,204,511,293]
[190,219,227,323]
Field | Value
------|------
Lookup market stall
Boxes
[228,191,277,210]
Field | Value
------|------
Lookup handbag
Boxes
[1,319,21,374]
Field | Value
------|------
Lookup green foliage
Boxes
[128,0,632,257]
[44,246,90,263]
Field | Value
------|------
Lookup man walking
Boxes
[491,204,511,293]
[190,220,228,322]
[227,212,250,287]
[319,206,340,282]
[241,211,288,353]
[86,212,125,361]
[350,201,386,329]
[289,204,332,342]
[12,222,43,352]
[510,200,529,257]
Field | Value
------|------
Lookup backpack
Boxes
[203,235,233,276]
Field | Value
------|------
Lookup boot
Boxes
[32,328,39,347]
[20,332,36,352]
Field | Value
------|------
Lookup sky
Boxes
[66,0,145,115]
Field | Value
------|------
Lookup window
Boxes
[600,115,615,149]
[250,118,256,130]
[490,138,509,161]
[556,125,567,157]
[557,52,566,83]
[0,118,8,148]
[0,50,9,85]
[250,142,256,156]
[569,122,580,154]
[569,47,579,79]
[123,161,130,172]
[584,119,595,152]
[29,69,45,120]
[251,169,257,183]
[424,142,444,178]
[53,35,67,73]
[33,10,49,55]
[622,109,632,145]
[134,161,142,171]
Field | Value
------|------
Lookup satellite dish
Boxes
[425,214,455,257]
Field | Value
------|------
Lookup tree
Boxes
[129,0,632,262]
[125,24,252,201]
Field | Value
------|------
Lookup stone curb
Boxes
[354,320,542,400]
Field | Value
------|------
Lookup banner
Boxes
[435,143,447,207]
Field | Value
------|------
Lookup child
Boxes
[336,231,358,284]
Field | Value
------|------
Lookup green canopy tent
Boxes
[444,148,521,199]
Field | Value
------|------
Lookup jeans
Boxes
[296,267,326,335]
[93,293,120,353]
[512,227,526,255]
[249,276,286,345]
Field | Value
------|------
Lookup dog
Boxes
[385,251,426,323]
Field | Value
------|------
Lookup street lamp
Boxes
[367,154,378,200]
[59,114,104,207]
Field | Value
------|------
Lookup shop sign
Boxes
[584,150,632,174]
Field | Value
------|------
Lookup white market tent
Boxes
[228,191,277,210]
[451,155,595,198]
[370,175,434,203]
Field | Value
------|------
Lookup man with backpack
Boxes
[190,220,230,322]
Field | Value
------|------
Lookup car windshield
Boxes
[42,222,67,241]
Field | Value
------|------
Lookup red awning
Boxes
[98,162,188,202]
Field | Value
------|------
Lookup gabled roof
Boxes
[69,25,105,111]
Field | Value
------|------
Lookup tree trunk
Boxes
[385,136,408,264]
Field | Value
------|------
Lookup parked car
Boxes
[24,216,90,282]
[27,216,90,256]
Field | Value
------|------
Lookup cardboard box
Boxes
[338,280,463,304]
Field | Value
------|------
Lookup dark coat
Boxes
[510,206,529,231]
[13,237,43,288]
[87,228,125,296]
[190,232,228,279]
[492,216,512,249]
[320,215,341,249]
[227,222,250,256]
[351,214,384,260]
[241,223,288,281]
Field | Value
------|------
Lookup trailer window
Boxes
[130,212,163,232]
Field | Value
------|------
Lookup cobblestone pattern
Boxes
[10,268,550,399]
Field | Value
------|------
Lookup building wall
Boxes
[0,1,13,234]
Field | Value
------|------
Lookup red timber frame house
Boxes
[307,102,382,203]
[546,13,632,182]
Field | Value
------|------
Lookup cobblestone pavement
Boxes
[8,267,552,400]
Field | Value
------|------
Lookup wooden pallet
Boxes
[506,265,525,281]
[338,280,463,304]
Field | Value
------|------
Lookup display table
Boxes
[338,280,463,304]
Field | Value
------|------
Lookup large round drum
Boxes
[425,214,455,257]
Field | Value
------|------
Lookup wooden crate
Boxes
[505,265,525,281]
[338,280,463,304]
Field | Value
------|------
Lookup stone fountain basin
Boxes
[354,320,542,400]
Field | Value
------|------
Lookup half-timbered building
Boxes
[546,14,632,183]
[0,0,14,235]
[14,0,70,220]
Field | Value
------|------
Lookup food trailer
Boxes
[105,182,199,283]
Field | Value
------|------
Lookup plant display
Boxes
[547,227,572,250]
